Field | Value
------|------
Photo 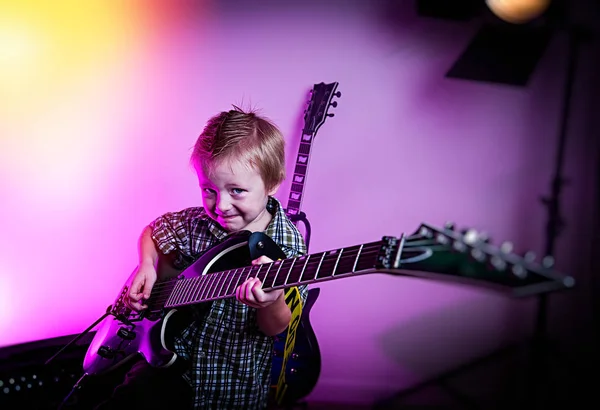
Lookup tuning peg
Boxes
[330,101,338,108]
[491,255,507,271]
[477,231,491,243]
[542,255,554,268]
[444,221,455,230]
[435,233,450,245]
[334,91,341,97]
[512,264,527,279]
[524,251,536,263]
[453,240,467,252]
[326,113,335,117]
[463,229,478,245]
[419,226,432,238]
[500,241,513,254]
[470,248,486,262]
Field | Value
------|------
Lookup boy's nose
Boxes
[216,196,233,213]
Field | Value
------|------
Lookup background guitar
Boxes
[270,81,341,408]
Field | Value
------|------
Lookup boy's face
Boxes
[195,158,278,233]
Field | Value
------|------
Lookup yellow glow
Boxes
[0,0,152,207]
[0,0,144,115]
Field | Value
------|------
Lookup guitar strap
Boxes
[275,286,303,405]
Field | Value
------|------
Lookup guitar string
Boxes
[138,238,430,307]
[146,246,387,306]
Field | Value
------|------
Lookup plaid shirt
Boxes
[149,196,307,409]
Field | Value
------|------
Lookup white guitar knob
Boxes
[512,264,527,279]
[500,241,514,254]
[491,255,507,271]
[524,251,536,262]
[463,229,479,245]
[542,255,554,268]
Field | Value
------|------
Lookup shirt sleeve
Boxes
[149,207,204,258]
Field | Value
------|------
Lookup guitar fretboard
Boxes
[286,133,314,217]
[163,240,383,309]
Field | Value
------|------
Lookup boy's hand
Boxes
[127,262,157,311]
[236,256,284,308]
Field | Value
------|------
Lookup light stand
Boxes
[525,19,584,409]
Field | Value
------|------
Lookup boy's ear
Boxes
[267,182,281,196]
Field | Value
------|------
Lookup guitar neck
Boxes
[163,238,393,309]
[286,132,315,218]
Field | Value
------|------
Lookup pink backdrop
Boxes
[1,0,597,404]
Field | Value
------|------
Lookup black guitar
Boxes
[271,81,341,406]
[82,222,574,381]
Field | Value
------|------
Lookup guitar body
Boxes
[270,287,321,407]
[83,230,282,376]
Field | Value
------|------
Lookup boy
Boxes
[96,106,308,409]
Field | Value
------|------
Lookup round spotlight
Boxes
[486,0,551,24]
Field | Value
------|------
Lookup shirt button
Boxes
[198,351,206,358]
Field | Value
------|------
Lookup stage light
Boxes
[486,0,551,24]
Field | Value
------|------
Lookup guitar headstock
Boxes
[395,222,575,297]
[302,82,341,136]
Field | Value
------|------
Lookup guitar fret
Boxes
[173,280,183,305]
[170,280,186,306]
[221,270,235,297]
[191,275,205,303]
[223,267,240,297]
[291,183,304,193]
[303,252,324,281]
[268,260,284,288]
[260,263,272,285]
[282,257,296,287]
[352,244,363,272]
[336,246,360,275]
[189,276,201,303]
[285,256,306,284]
[213,270,229,299]
[186,279,197,303]
[209,272,227,299]
[317,251,338,280]
[332,248,343,276]
[271,258,291,288]
[200,273,219,301]
[299,255,310,282]
[354,242,381,272]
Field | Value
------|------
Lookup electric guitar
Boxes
[82,223,574,379]
[272,81,341,406]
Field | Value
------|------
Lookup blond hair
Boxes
[191,105,286,192]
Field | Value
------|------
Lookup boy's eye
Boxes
[231,188,245,195]
[202,188,215,194]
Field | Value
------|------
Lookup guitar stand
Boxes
[288,211,312,251]
[56,373,89,410]
[374,18,584,410]
[46,305,114,409]
[45,305,114,366]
